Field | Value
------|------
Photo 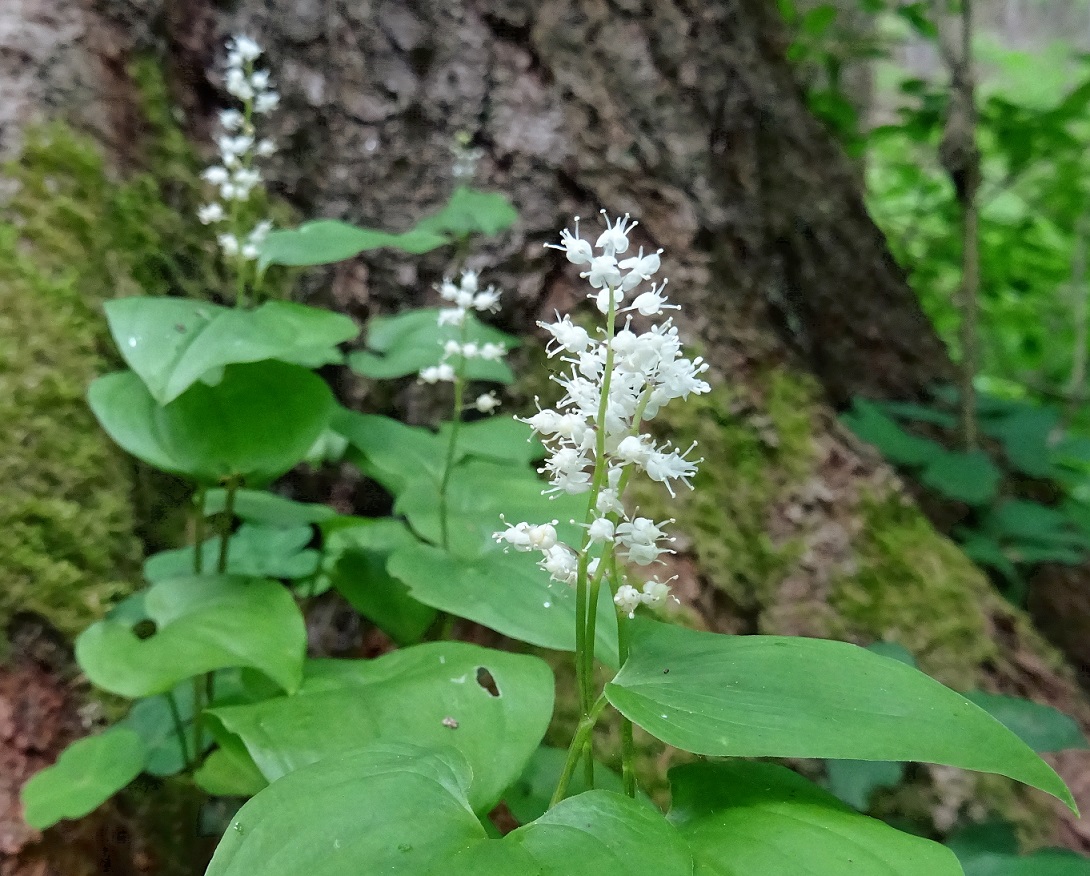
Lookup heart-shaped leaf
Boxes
[605,620,1074,810]
[204,488,337,526]
[669,761,962,875]
[21,728,147,829]
[89,361,334,486]
[963,691,1088,752]
[388,544,619,663]
[106,297,358,404]
[118,686,209,776]
[205,745,485,876]
[414,187,518,238]
[76,575,306,698]
[208,642,553,811]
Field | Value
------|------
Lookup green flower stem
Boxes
[190,675,204,770]
[192,486,207,575]
[438,373,466,549]
[164,689,193,770]
[611,552,636,797]
[216,476,240,574]
[551,694,608,807]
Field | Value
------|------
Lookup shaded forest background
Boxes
[5,0,1090,872]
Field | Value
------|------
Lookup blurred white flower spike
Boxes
[199,36,280,267]
[496,212,711,617]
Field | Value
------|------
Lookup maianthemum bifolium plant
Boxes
[20,35,1084,876]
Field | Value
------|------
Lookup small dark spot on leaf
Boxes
[133,619,157,640]
[476,666,500,696]
[663,668,670,674]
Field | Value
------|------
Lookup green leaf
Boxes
[414,187,518,238]
[258,220,449,268]
[503,746,631,826]
[388,544,619,663]
[825,759,905,810]
[438,416,545,468]
[669,761,961,875]
[21,728,147,829]
[394,459,588,558]
[88,362,334,486]
[980,405,1060,478]
[76,575,306,698]
[205,745,485,876]
[841,400,943,466]
[336,411,445,494]
[348,308,518,383]
[962,692,1088,753]
[800,4,837,36]
[208,643,554,811]
[876,400,958,429]
[322,518,437,644]
[920,450,1002,504]
[204,489,337,526]
[948,822,1090,876]
[144,524,319,582]
[193,736,269,797]
[119,687,203,776]
[443,791,692,876]
[605,620,1075,810]
[105,298,358,404]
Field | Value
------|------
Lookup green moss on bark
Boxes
[0,60,219,638]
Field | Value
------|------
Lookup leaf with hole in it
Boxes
[205,744,485,876]
[348,308,517,383]
[21,728,147,829]
[321,517,436,644]
[76,575,306,698]
[669,761,961,875]
[144,524,319,582]
[605,620,1075,811]
[105,297,358,404]
[920,449,1002,505]
[841,399,943,466]
[258,220,449,269]
[387,544,619,663]
[88,362,334,486]
[208,643,553,812]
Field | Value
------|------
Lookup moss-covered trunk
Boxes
[4,0,1090,867]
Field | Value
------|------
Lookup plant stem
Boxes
[190,675,204,769]
[438,375,466,550]
[217,477,240,574]
[551,695,608,807]
[193,486,207,574]
[164,690,193,771]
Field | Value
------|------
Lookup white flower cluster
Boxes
[419,270,508,414]
[494,212,710,618]
[199,36,280,260]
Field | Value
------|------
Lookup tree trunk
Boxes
[5,0,1090,868]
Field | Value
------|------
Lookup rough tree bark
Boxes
[5,0,1090,871]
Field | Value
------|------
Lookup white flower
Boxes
[539,314,592,357]
[595,212,635,257]
[228,35,262,63]
[619,247,662,291]
[217,233,241,256]
[540,544,579,585]
[614,435,652,466]
[583,255,621,290]
[545,218,593,265]
[614,584,642,619]
[254,91,280,114]
[256,138,277,157]
[586,516,615,543]
[472,288,502,312]
[438,307,466,327]
[419,363,456,383]
[202,166,230,185]
[645,443,701,496]
[625,283,679,317]
[475,392,501,414]
[641,577,672,607]
[219,109,245,131]
[479,342,506,362]
[225,68,254,101]
[198,203,225,224]
[250,69,271,90]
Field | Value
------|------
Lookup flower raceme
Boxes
[495,212,710,617]
[199,35,280,262]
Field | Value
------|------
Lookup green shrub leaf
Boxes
[259,220,449,268]
[106,298,358,404]
[605,620,1075,810]
[669,761,961,875]
[21,728,147,829]
[208,643,553,811]
[76,575,306,698]
[88,362,334,486]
